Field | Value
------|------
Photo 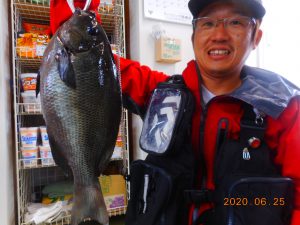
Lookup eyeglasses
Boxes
[192,16,256,34]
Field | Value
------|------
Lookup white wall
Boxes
[0,0,15,224]
[258,0,300,86]
[128,0,194,159]
[129,0,194,75]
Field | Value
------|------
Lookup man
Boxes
[50,0,300,224]
[118,0,300,224]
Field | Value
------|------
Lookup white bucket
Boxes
[20,73,38,91]
[21,91,41,113]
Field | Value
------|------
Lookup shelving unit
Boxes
[11,0,130,224]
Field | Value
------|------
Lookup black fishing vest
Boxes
[186,103,294,225]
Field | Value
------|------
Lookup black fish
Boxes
[37,8,122,225]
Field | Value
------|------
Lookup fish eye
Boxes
[87,26,100,36]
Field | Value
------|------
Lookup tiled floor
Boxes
[110,215,125,225]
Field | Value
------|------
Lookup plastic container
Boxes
[39,146,55,166]
[21,146,38,168]
[40,126,49,146]
[20,127,39,147]
[21,91,41,113]
[20,73,38,91]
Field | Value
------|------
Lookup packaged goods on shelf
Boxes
[25,0,50,6]
[112,140,122,159]
[99,0,114,13]
[20,127,39,147]
[36,34,50,56]
[42,180,74,200]
[20,73,38,91]
[21,91,41,113]
[42,195,73,204]
[40,126,49,146]
[110,44,117,54]
[24,201,72,224]
[16,33,50,58]
[22,22,49,35]
[99,175,127,209]
[21,146,39,168]
[39,145,55,166]
[16,33,36,58]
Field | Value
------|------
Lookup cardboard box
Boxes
[99,175,127,209]
[155,37,181,63]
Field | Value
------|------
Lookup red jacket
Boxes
[118,57,300,225]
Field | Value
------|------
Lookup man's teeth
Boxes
[209,50,229,55]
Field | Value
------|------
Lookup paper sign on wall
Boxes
[155,37,181,63]
[144,0,193,25]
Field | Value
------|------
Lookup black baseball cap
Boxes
[188,0,266,19]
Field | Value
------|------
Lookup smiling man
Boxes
[191,1,262,95]
[120,1,300,225]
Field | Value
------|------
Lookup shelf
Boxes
[17,58,42,71]
[14,1,50,23]
[108,206,127,217]
[20,205,126,225]
[21,215,70,225]
[15,44,121,71]
[13,1,129,224]
[17,103,42,115]
[18,152,125,170]
[13,0,124,34]
[19,158,55,170]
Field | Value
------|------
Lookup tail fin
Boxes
[71,182,108,225]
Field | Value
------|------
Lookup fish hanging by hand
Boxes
[36,0,122,224]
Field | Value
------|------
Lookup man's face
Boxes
[192,2,262,79]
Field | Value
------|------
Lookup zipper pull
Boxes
[242,147,251,160]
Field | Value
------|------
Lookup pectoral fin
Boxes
[56,47,76,88]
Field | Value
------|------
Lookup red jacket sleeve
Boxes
[115,56,169,113]
[275,97,300,225]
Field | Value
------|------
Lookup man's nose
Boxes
[210,22,230,41]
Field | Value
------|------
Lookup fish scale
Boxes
[38,9,121,225]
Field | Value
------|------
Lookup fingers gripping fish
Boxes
[37,1,122,224]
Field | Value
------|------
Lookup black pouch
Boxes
[139,75,194,155]
[125,75,195,225]
[209,104,294,225]
[125,149,194,225]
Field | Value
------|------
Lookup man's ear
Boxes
[191,32,195,47]
[253,29,263,50]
